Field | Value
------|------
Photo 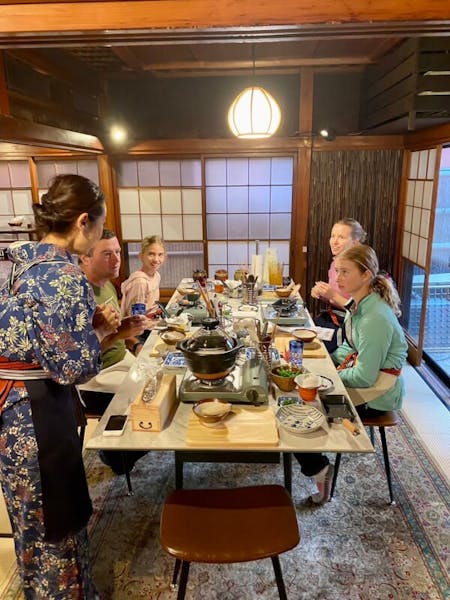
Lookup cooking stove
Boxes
[261,299,308,326]
[179,353,269,405]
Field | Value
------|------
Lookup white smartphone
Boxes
[102,414,127,437]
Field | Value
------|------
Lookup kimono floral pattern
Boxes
[0,242,101,398]
[0,242,101,599]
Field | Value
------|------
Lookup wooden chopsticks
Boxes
[198,283,215,317]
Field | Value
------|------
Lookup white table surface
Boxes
[86,287,373,455]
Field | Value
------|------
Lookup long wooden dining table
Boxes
[86,284,374,492]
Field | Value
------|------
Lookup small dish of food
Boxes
[160,330,186,346]
[274,287,292,298]
[271,364,309,392]
[192,399,233,427]
[292,328,317,344]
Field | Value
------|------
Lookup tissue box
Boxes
[130,373,178,432]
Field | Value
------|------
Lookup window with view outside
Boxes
[400,146,450,383]
[422,148,450,380]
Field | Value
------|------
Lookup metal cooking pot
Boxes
[177,318,242,380]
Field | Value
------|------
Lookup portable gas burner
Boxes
[179,357,269,405]
[261,298,308,326]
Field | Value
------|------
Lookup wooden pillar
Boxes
[0,51,10,115]
[292,68,314,290]
[97,154,118,234]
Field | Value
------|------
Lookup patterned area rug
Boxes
[3,414,450,600]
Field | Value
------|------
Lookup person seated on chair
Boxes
[294,245,407,505]
[311,218,367,353]
[78,229,150,475]
[332,244,408,417]
[78,228,148,412]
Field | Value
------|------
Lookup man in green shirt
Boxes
[78,229,149,474]
[78,229,147,404]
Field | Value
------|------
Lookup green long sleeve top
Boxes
[332,292,408,411]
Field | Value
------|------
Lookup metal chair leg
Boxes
[369,426,375,445]
[282,453,292,494]
[378,426,395,505]
[177,561,190,600]
[271,555,288,600]
[330,453,341,498]
[175,452,184,489]
[170,558,181,590]
[120,452,134,496]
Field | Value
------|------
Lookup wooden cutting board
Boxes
[186,406,279,447]
[273,334,327,358]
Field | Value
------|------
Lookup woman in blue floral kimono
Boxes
[0,174,119,599]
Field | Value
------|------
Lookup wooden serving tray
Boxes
[186,406,279,447]
[273,333,327,358]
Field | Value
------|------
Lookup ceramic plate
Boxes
[318,375,334,393]
[95,369,128,388]
[163,351,186,368]
[276,404,326,435]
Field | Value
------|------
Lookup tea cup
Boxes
[295,373,321,402]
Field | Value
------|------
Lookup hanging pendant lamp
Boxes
[228,86,281,139]
[228,45,281,139]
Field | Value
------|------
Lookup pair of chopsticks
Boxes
[197,282,215,317]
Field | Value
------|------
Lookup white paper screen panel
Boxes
[0,161,33,236]
[118,159,203,241]
[402,150,436,268]
[205,156,294,276]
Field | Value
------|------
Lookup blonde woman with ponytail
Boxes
[333,245,407,415]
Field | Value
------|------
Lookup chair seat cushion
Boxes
[361,410,398,427]
[160,485,300,564]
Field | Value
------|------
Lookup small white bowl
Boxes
[192,399,233,427]
[292,328,317,343]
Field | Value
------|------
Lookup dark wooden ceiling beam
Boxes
[0,114,104,152]
[1,1,450,32]
[0,2,449,46]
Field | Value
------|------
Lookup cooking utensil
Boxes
[177,318,242,380]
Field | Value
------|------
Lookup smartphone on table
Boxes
[102,414,128,437]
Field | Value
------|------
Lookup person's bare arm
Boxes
[101,315,148,351]
[311,281,349,309]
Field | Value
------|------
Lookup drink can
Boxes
[131,303,146,316]
[289,339,304,367]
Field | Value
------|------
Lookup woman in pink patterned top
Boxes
[312,218,367,352]
[120,235,166,318]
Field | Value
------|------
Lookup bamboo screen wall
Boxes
[306,149,404,309]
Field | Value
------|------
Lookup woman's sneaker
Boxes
[310,464,334,504]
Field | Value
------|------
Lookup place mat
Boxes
[273,334,327,358]
[186,405,279,447]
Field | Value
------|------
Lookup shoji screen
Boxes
[205,156,293,278]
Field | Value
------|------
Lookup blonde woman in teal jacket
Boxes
[294,245,407,505]
[332,244,408,415]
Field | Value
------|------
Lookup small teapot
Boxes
[193,269,208,284]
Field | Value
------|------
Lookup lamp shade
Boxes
[228,86,281,139]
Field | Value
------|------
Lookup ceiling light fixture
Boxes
[319,127,336,142]
[228,46,281,139]
[110,125,127,143]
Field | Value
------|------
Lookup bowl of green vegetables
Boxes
[271,364,309,392]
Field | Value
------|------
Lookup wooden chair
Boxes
[330,410,399,505]
[160,485,300,600]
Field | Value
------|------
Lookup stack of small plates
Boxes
[276,404,326,435]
